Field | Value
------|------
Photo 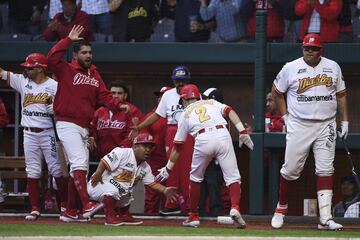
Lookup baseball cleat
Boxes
[230,208,246,229]
[25,210,40,221]
[105,215,125,226]
[159,207,181,215]
[318,220,343,231]
[182,212,200,228]
[121,213,143,225]
[83,202,104,219]
[59,209,90,222]
[271,203,288,229]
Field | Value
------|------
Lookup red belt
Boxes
[197,125,224,135]
[24,127,49,133]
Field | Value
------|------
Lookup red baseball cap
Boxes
[154,86,171,96]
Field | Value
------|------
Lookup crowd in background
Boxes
[0,0,358,43]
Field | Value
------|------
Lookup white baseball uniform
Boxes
[156,88,184,125]
[87,147,155,207]
[1,70,62,178]
[174,99,241,186]
[273,56,346,180]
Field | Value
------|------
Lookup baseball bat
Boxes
[50,115,69,178]
[340,137,360,192]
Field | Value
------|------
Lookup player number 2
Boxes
[195,107,210,123]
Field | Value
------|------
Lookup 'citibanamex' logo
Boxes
[73,73,99,87]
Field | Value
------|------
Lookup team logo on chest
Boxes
[297,74,333,94]
[73,73,99,87]
[23,93,50,107]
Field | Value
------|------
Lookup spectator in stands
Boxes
[295,0,342,43]
[160,0,176,19]
[48,0,81,21]
[110,0,159,42]
[338,0,353,42]
[333,176,359,217]
[144,86,171,214]
[173,0,214,42]
[43,0,94,42]
[198,0,248,42]
[81,0,112,35]
[274,0,303,42]
[7,0,46,36]
[247,0,285,42]
[351,0,360,42]
[0,96,9,211]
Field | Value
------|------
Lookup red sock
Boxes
[27,178,40,211]
[55,177,68,205]
[279,176,292,206]
[66,177,78,210]
[118,205,130,215]
[73,170,90,207]
[189,181,201,213]
[229,182,241,210]
[317,176,333,191]
[103,196,117,218]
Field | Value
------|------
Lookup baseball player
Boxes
[47,25,129,222]
[89,82,144,224]
[87,133,178,226]
[130,66,194,214]
[0,53,68,220]
[155,84,254,228]
[199,87,230,216]
[271,33,348,230]
[144,86,171,214]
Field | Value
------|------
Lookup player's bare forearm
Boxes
[94,160,107,176]
[167,145,181,169]
[150,182,166,193]
[136,112,161,131]
[271,86,287,116]
[228,110,241,127]
[337,93,348,121]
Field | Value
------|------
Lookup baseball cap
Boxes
[154,86,171,96]
[133,133,156,145]
[202,88,224,103]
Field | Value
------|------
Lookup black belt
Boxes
[24,127,50,133]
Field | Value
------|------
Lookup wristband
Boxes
[235,122,245,133]
[166,160,175,170]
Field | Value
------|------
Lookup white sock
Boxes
[317,189,333,225]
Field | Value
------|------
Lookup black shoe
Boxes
[159,207,181,215]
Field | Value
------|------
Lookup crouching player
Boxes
[87,133,178,226]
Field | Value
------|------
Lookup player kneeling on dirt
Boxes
[155,84,254,228]
[87,133,178,226]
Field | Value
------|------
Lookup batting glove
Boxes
[155,167,170,182]
[239,131,254,150]
[337,121,349,140]
[46,103,54,115]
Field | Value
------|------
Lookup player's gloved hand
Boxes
[163,187,179,203]
[90,172,103,187]
[337,121,349,140]
[155,167,170,182]
[239,131,254,150]
[46,103,54,115]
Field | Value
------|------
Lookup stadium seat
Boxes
[0,33,32,42]
[150,32,175,42]
[94,33,108,42]
[153,18,174,34]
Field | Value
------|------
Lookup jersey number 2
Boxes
[195,107,210,123]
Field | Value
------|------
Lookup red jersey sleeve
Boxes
[47,37,72,80]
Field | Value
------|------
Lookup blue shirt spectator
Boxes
[174,0,212,42]
[199,0,246,42]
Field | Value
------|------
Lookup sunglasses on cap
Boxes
[303,46,321,52]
